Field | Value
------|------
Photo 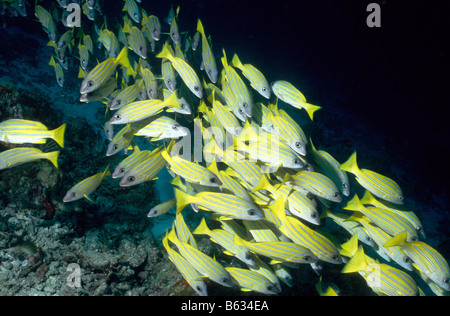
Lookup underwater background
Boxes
[0,0,449,296]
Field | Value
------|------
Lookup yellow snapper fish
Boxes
[197,19,218,83]
[310,139,350,197]
[63,165,111,202]
[119,147,166,187]
[162,231,208,296]
[193,218,256,266]
[174,212,198,249]
[109,91,180,124]
[122,22,147,59]
[111,148,152,178]
[156,42,203,98]
[167,227,233,288]
[341,151,404,204]
[271,80,321,120]
[0,148,59,170]
[49,56,64,87]
[123,0,140,23]
[225,267,280,295]
[384,231,450,291]
[341,239,420,296]
[147,198,176,218]
[78,43,90,70]
[175,189,264,221]
[231,54,271,99]
[0,119,65,148]
[132,116,189,141]
[80,47,134,95]
[106,124,135,156]
[142,14,161,41]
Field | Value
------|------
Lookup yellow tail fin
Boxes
[196,18,205,37]
[304,102,321,121]
[51,123,66,148]
[192,218,211,235]
[384,231,408,248]
[231,54,244,70]
[174,188,195,213]
[340,233,359,257]
[343,194,364,212]
[341,245,367,273]
[340,151,359,175]
[45,150,60,169]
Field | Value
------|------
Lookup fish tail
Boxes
[252,173,274,193]
[305,102,321,121]
[343,194,363,212]
[360,190,377,206]
[268,195,285,219]
[340,151,360,175]
[45,150,60,169]
[164,90,180,109]
[49,55,56,67]
[174,188,195,213]
[51,123,66,148]
[156,42,173,60]
[196,18,205,37]
[102,164,111,178]
[341,245,367,273]
[167,225,180,245]
[122,21,132,34]
[231,54,243,70]
[192,217,211,235]
[384,231,408,248]
[339,233,359,257]
[115,47,136,76]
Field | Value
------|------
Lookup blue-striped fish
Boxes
[286,170,342,202]
[123,0,140,23]
[141,68,158,99]
[231,54,270,99]
[208,162,252,201]
[0,119,65,148]
[49,56,64,87]
[148,198,176,217]
[57,29,73,50]
[161,57,177,92]
[156,42,203,98]
[63,165,111,202]
[271,80,321,120]
[248,255,282,293]
[197,19,217,83]
[119,147,166,187]
[78,43,89,70]
[233,233,318,265]
[80,47,134,95]
[344,194,419,242]
[106,124,135,156]
[162,145,221,187]
[310,139,350,197]
[243,220,283,243]
[0,148,59,171]
[345,213,414,271]
[226,267,279,295]
[175,189,264,221]
[212,96,242,137]
[112,148,151,178]
[109,91,180,124]
[142,14,161,41]
[342,242,419,296]
[341,151,404,204]
[133,116,189,140]
[361,190,425,240]
[270,107,307,156]
[162,89,192,115]
[385,231,450,291]
[193,218,255,265]
[162,231,208,296]
[109,83,140,110]
[122,22,147,59]
[221,49,253,118]
[270,196,342,264]
[169,14,180,44]
[80,76,118,104]
[167,228,233,287]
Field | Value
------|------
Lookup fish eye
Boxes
[342,183,348,188]
[210,177,217,184]
[134,13,138,20]
[444,278,450,284]
[366,236,373,242]
[180,103,185,109]
[222,277,230,284]
[311,212,317,219]
[331,255,340,261]
[153,28,157,34]
[303,255,312,262]
[114,114,121,120]
[172,125,180,130]
[238,109,244,114]
[113,144,119,150]
[262,87,267,92]
[267,285,274,292]
[139,46,143,52]
[398,196,404,201]
[333,192,339,197]
[416,226,422,232]
[116,100,121,105]
[403,256,411,263]
[167,79,171,84]
[293,158,300,164]
[196,286,203,292]
[120,168,125,173]
[243,102,248,108]
[247,209,256,216]
[127,176,135,182]
[245,252,252,260]
[295,142,302,148]
[87,80,94,87]
[194,86,199,92]
[410,236,418,242]
[71,192,76,197]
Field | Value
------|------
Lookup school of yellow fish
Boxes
[0,0,449,296]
